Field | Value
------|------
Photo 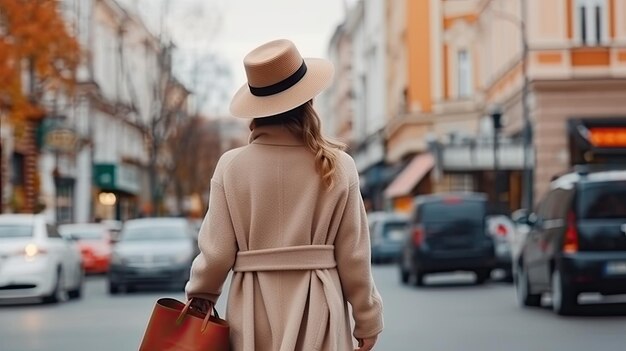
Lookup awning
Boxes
[384,153,434,199]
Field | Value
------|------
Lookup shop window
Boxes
[576,0,607,46]
[449,174,474,192]
[457,49,472,98]
[55,179,74,224]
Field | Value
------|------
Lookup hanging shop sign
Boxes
[44,127,78,153]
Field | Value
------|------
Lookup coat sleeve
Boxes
[185,179,238,304]
[334,181,384,339]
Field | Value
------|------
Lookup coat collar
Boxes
[249,124,304,146]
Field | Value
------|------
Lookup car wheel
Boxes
[516,265,541,307]
[43,268,68,304]
[552,269,577,316]
[502,268,514,284]
[475,269,490,285]
[68,268,84,299]
[414,269,425,287]
[109,282,121,295]
[399,265,410,285]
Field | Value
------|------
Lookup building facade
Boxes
[435,0,626,211]
[47,0,189,222]
[327,0,626,214]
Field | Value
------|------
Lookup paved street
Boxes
[1,265,626,351]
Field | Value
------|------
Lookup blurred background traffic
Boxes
[1,0,626,350]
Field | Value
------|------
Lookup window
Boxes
[578,182,626,219]
[576,0,607,46]
[55,179,74,224]
[457,50,472,98]
[46,224,63,239]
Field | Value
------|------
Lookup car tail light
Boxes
[563,210,579,254]
[496,223,508,237]
[413,226,425,246]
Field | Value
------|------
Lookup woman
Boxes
[186,39,383,351]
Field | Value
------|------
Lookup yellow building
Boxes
[384,0,626,213]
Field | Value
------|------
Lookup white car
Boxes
[0,214,84,303]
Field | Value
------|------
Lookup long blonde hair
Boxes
[251,100,346,189]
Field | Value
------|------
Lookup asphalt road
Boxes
[1,265,625,351]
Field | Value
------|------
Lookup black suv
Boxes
[399,193,496,286]
[515,168,626,315]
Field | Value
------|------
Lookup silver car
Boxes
[108,217,197,294]
[368,212,409,264]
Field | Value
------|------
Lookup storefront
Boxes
[93,163,141,221]
[568,118,626,166]
[383,153,434,214]
[429,138,527,213]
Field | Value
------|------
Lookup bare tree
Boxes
[166,117,228,215]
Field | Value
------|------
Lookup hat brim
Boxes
[229,58,334,119]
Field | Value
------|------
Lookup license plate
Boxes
[605,261,626,276]
[388,230,405,241]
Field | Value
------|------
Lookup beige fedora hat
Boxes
[229,39,334,119]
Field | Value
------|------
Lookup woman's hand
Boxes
[355,335,378,351]
[189,298,212,315]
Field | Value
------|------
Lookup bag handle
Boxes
[176,299,219,333]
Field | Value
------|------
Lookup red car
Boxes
[59,223,113,274]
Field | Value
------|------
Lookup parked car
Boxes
[368,212,409,263]
[486,215,515,282]
[399,193,496,286]
[59,223,113,274]
[515,168,626,315]
[510,208,532,267]
[0,214,83,303]
[108,217,197,294]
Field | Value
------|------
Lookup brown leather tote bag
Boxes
[139,298,230,351]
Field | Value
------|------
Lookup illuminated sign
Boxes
[588,128,626,148]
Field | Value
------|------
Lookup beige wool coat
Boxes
[185,124,384,351]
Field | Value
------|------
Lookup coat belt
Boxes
[233,245,336,272]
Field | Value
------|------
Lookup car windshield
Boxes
[0,224,33,238]
[121,225,188,241]
[420,200,485,224]
[61,227,104,240]
[578,181,626,219]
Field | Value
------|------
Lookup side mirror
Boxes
[512,209,535,226]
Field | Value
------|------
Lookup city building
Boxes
[326,0,626,214]
[347,0,389,211]
[431,0,626,212]
[322,21,355,147]
[46,0,190,222]
[382,0,439,213]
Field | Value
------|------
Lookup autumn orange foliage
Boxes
[0,0,80,122]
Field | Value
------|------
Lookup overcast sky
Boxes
[125,0,351,116]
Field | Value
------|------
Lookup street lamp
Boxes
[490,106,503,211]
[491,0,533,209]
